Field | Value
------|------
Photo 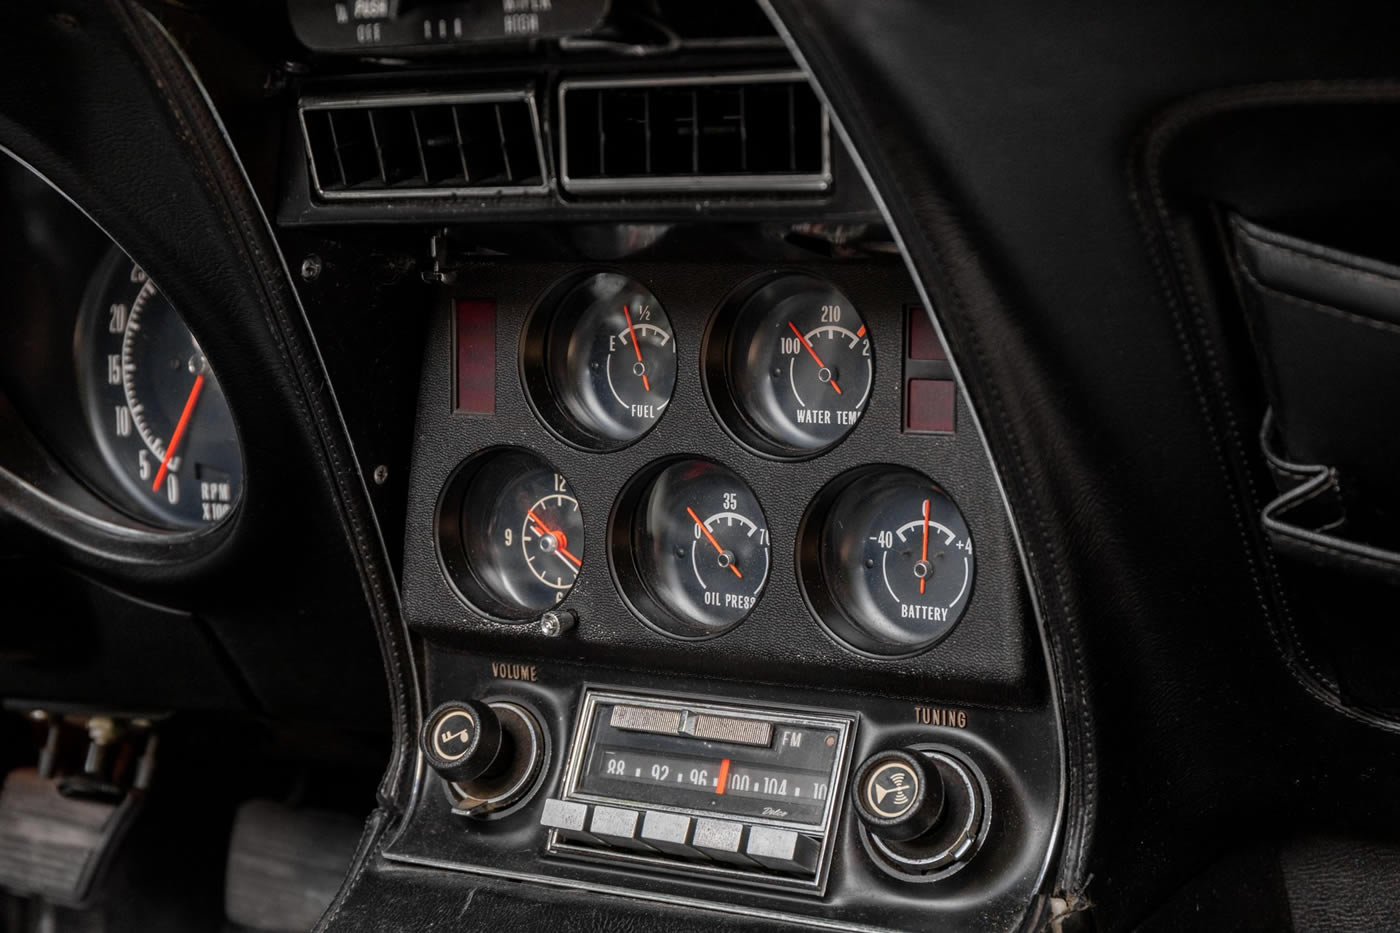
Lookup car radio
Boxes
[539,689,856,893]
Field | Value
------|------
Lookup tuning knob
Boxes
[852,746,988,878]
[852,749,945,842]
[420,699,546,818]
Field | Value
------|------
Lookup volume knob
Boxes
[421,700,508,785]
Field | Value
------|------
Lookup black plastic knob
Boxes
[852,749,945,843]
[421,700,509,785]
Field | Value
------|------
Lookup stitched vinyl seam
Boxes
[1135,79,1400,736]
[1235,218,1400,290]
[1137,98,1333,706]
[111,3,416,802]
[776,15,1097,892]
[1236,258,1400,338]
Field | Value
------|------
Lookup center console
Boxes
[375,255,1062,931]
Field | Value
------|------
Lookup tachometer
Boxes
[77,248,242,529]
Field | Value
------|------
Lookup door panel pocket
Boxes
[1231,216,1400,711]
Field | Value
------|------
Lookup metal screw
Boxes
[300,254,323,282]
[373,464,389,485]
[539,609,577,637]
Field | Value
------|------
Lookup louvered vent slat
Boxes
[300,93,546,199]
[560,74,829,194]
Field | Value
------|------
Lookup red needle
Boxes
[920,498,931,595]
[715,758,731,795]
[787,321,842,395]
[527,509,582,568]
[623,305,651,393]
[687,506,743,579]
[152,373,205,492]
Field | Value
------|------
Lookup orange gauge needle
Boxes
[920,498,931,595]
[623,305,651,393]
[687,506,743,579]
[788,321,842,395]
[527,509,582,568]
[715,758,731,795]
[152,372,205,492]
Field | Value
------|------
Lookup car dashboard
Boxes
[4,2,1400,932]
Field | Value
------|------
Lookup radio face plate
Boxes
[549,689,857,893]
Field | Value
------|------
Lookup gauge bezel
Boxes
[520,270,675,453]
[796,465,975,659]
[608,456,770,641]
[435,447,585,623]
[701,271,873,461]
[73,247,245,531]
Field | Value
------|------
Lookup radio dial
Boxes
[852,746,989,879]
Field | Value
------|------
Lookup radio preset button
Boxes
[609,705,684,736]
[685,714,773,747]
[540,799,595,844]
[589,806,651,851]
[639,811,694,856]
[745,827,820,874]
[691,818,752,865]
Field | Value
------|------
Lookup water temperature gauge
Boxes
[705,273,873,457]
[611,458,770,638]
[799,467,974,656]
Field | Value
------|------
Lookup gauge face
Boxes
[621,459,770,637]
[78,248,242,529]
[714,275,872,456]
[802,468,974,655]
[536,273,676,448]
[439,449,583,620]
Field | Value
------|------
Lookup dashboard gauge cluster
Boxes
[429,264,992,661]
[76,247,243,529]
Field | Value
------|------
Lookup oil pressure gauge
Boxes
[524,272,676,450]
[611,458,770,638]
[799,467,974,656]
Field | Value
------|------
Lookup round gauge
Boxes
[706,274,872,457]
[437,449,584,620]
[525,272,676,449]
[799,468,974,656]
[612,459,770,638]
[77,248,242,529]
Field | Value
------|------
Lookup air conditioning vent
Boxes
[299,92,548,199]
[559,72,830,195]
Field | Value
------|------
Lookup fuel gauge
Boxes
[526,272,676,450]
